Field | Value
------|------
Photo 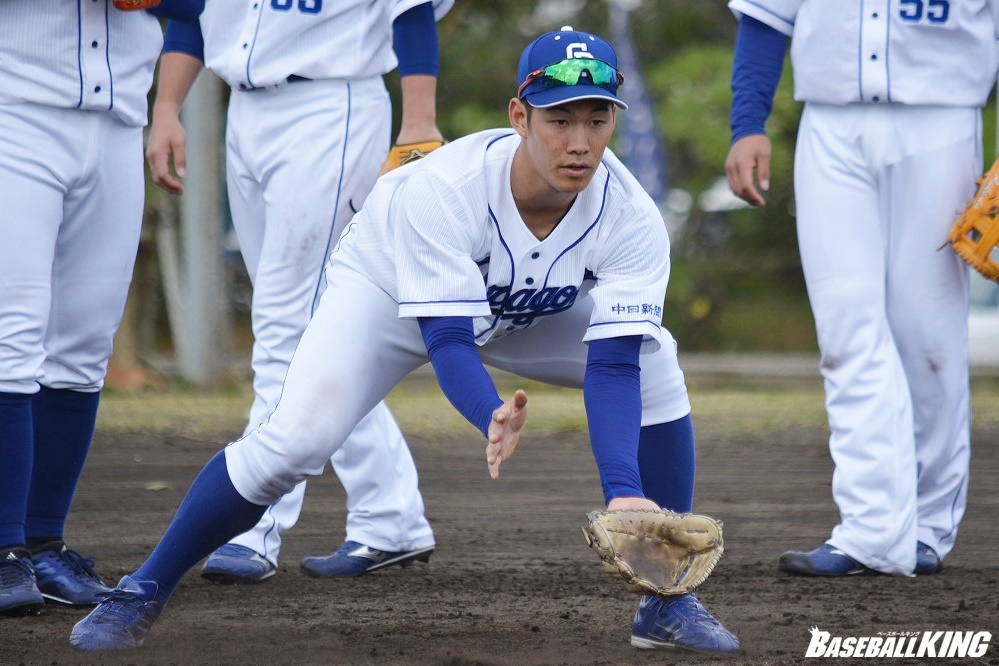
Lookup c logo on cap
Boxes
[566,43,594,59]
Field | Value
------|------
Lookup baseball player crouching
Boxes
[69,27,740,654]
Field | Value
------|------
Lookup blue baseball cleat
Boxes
[201,544,277,584]
[915,541,942,575]
[0,549,44,616]
[69,575,168,651]
[777,543,869,576]
[31,541,112,606]
[300,541,434,578]
[631,593,740,654]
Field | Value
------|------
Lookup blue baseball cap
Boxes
[517,26,627,110]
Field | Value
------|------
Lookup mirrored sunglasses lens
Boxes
[543,59,618,87]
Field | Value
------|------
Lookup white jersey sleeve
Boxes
[0,1,163,126]
[581,151,670,352]
[730,0,999,107]
[198,0,453,90]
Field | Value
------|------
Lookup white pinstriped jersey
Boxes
[0,0,164,126]
[333,129,671,352]
[729,0,999,106]
[197,0,453,90]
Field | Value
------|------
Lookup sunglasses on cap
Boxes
[517,58,625,98]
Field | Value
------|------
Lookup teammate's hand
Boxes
[146,111,188,195]
[607,496,660,512]
[485,389,528,479]
[725,134,772,207]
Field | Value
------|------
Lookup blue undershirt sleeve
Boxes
[730,15,789,144]
[148,0,204,22]
[418,317,503,438]
[162,17,205,61]
[584,336,645,503]
[393,2,439,77]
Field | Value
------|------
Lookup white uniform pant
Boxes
[0,103,143,393]
[225,264,692,512]
[795,104,975,574]
[223,77,432,560]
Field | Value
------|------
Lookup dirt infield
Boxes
[3,378,999,665]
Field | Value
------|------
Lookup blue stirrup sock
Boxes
[0,392,33,548]
[638,416,696,513]
[134,451,267,596]
[25,387,100,545]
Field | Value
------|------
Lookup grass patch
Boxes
[96,373,999,440]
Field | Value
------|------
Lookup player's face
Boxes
[509,98,617,196]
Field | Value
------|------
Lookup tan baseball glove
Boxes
[380,140,445,175]
[949,154,999,282]
[113,0,161,9]
[582,509,724,596]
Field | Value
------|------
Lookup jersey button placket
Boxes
[79,10,110,109]
[859,1,889,103]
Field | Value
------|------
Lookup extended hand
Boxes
[485,389,528,479]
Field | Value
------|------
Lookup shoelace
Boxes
[0,557,35,586]
[36,547,103,582]
[671,595,723,627]
[90,588,153,625]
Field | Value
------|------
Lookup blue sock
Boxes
[134,451,267,595]
[25,387,100,542]
[638,416,695,513]
[0,392,33,548]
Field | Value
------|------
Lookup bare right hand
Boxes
[146,112,188,196]
[485,389,528,480]
[725,134,772,207]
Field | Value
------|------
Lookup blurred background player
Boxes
[0,0,204,616]
[146,0,453,583]
[725,0,999,575]
[69,26,740,655]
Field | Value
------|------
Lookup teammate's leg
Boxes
[213,80,432,578]
[28,111,144,604]
[310,82,433,563]
[884,107,977,565]
[0,106,141,612]
[0,390,39,616]
[790,103,918,576]
[0,102,63,616]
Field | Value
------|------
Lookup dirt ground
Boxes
[3,381,999,665]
